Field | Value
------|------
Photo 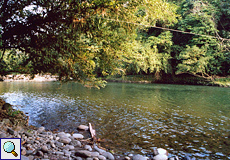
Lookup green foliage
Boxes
[122,31,173,76]
[0,0,179,87]
[174,0,230,77]
[8,110,21,117]
[0,0,229,87]
[176,45,211,76]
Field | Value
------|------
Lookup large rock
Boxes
[2,103,12,112]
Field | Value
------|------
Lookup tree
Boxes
[0,0,179,87]
[175,0,230,77]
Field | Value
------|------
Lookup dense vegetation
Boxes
[0,0,229,87]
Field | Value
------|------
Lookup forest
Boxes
[0,0,230,87]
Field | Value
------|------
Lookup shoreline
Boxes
[105,74,230,88]
[1,73,229,88]
[0,98,196,160]
[1,74,58,82]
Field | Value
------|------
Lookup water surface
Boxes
[0,81,229,159]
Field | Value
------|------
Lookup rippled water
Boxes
[0,81,230,159]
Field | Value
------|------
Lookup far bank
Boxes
[105,74,230,87]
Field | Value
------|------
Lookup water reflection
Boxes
[0,81,230,159]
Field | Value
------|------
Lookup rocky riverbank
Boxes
[0,98,196,160]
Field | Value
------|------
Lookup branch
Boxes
[0,47,6,62]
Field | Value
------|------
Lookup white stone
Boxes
[153,154,168,160]
[72,133,84,139]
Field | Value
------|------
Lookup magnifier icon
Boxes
[3,141,18,157]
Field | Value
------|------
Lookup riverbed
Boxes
[0,81,229,159]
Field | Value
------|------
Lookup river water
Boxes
[0,81,229,159]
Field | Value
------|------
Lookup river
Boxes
[0,81,229,159]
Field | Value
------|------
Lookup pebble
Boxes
[21,155,30,160]
[98,155,106,160]
[132,154,147,160]
[94,145,106,154]
[37,151,44,156]
[60,137,71,144]
[7,127,15,135]
[0,110,180,160]
[153,154,168,160]
[102,152,115,160]
[21,149,27,155]
[0,132,6,138]
[72,133,84,139]
[77,125,89,130]
[84,145,93,151]
[125,156,131,160]
[75,150,92,158]
[37,127,45,133]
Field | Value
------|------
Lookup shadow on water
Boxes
[0,81,230,159]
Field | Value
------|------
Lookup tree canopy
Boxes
[1,0,229,87]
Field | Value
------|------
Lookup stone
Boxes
[56,151,64,155]
[21,149,27,155]
[93,158,99,160]
[153,154,168,160]
[2,103,12,112]
[132,154,147,160]
[91,152,100,157]
[28,155,34,160]
[102,152,114,160]
[71,140,82,147]
[43,155,49,159]
[50,141,56,148]
[26,150,34,155]
[155,148,168,156]
[64,145,75,150]
[94,145,106,154]
[73,157,83,160]
[77,125,89,130]
[75,150,92,158]
[84,145,92,151]
[21,155,30,160]
[98,155,106,160]
[66,133,71,137]
[60,137,71,144]
[64,150,71,156]
[37,151,44,156]
[24,132,33,137]
[57,132,67,137]
[2,119,12,125]
[41,145,49,153]
[55,141,63,147]
[72,133,84,139]
[7,127,15,135]
[125,156,131,160]
[26,140,34,144]
[37,127,45,133]
[0,132,6,138]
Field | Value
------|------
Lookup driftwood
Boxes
[89,123,97,142]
